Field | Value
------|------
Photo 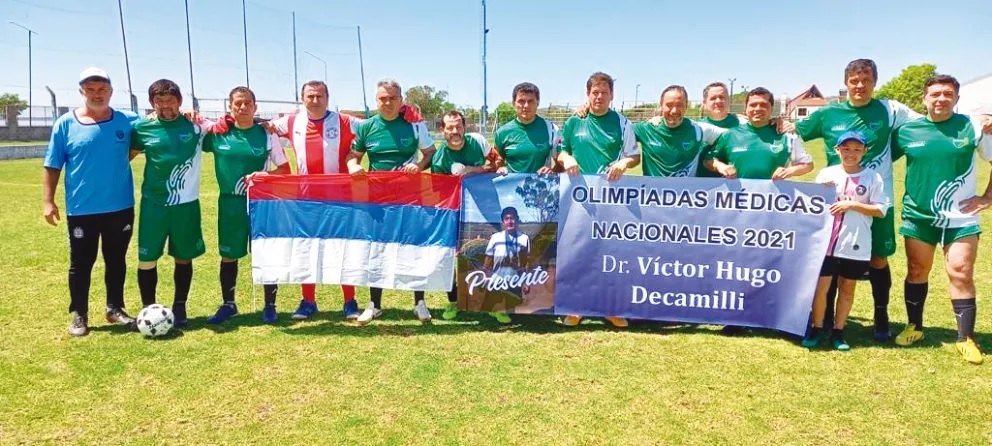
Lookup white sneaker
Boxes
[413,300,432,323]
[356,304,382,325]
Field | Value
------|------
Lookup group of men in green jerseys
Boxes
[535,61,992,363]
[45,59,992,364]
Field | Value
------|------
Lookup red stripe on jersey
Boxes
[305,117,326,174]
[337,114,356,173]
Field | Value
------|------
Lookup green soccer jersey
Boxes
[891,114,992,228]
[795,99,920,202]
[560,110,638,174]
[696,114,742,177]
[635,119,725,177]
[352,115,434,171]
[431,133,490,175]
[493,116,558,173]
[203,124,287,196]
[709,123,812,179]
[131,116,205,206]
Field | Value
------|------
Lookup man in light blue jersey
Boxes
[43,67,142,336]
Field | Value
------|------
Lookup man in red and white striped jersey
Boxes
[268,80,422,320]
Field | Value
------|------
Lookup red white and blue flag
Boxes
[248,173,460,291]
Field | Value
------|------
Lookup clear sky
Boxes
[2,0,991,113]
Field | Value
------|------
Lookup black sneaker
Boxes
[172,301,188,328]
[873,312,891,342]
[69,312,89,337]
[106,307,136,327]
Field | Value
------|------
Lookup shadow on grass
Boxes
[137,309,975,351]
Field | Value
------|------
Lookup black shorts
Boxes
[819,256,870,280]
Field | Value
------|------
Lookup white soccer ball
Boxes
[450,162,466,175]
[137,304,175,338]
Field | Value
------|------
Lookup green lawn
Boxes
[2,141,992,445]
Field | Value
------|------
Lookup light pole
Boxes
[116,0,137,112]
[480,0,489,133]
[183,0,198,111]
[241,0,250,87]
[357,26,369,116]
[303,51,327,85]
[635,84,641,105]
[8,21,37,126]
[727,77,737,110]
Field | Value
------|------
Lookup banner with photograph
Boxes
[555,175,835,335]
[458,174,559,315]
[459,174,834,335]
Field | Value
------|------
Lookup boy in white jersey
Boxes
[802,131,888,350]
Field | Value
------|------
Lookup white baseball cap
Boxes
[79,67,111,85]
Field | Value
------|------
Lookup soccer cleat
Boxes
[894,324,924,346]
[490,312,512,324]
[69,312,89,337]
[831,333,851,351]
[414,300,432,323]
[207,303,239,324]
[873,313,891,342]
[291,299,318,320]
[105,307,136,327]
[955,338,984,365]
[873,329,893,343]
[800,330,822,348]
[561,315,583,326]
[172,301,188,328]
[342,300,361,320]
[442,303,459,321]
[605,316,628,328]
[262,304,278,324]
[356,304,382,325]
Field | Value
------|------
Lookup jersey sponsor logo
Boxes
[906,141,926,148]
[145,138,160,145]
[830,125,847,131]
[324,127,339,139]
[952,138,969,148]
[731,146,747,153]
[366,142,379,149]
[179,132,193,143]
[217,144,232,151]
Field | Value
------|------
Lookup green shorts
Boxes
[138,199,205,262]
[870,210,897,258]
[899,218,981,246]
[218,194,250,259]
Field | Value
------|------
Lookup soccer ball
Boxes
[450,162,466,175]
[137,304,175,337]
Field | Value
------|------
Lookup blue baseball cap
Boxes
[836,131,866,146]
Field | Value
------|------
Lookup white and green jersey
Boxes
[203,124,287,196]
[131,116,206,206]
[708,124,812,180]
[431,132,491,175]
[560,110,638,174]
[634,119,726,177]
[795,99,921,207]
[493,116,559,173]
[892,114,992,228]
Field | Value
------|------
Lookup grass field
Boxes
[2,141,992,445]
